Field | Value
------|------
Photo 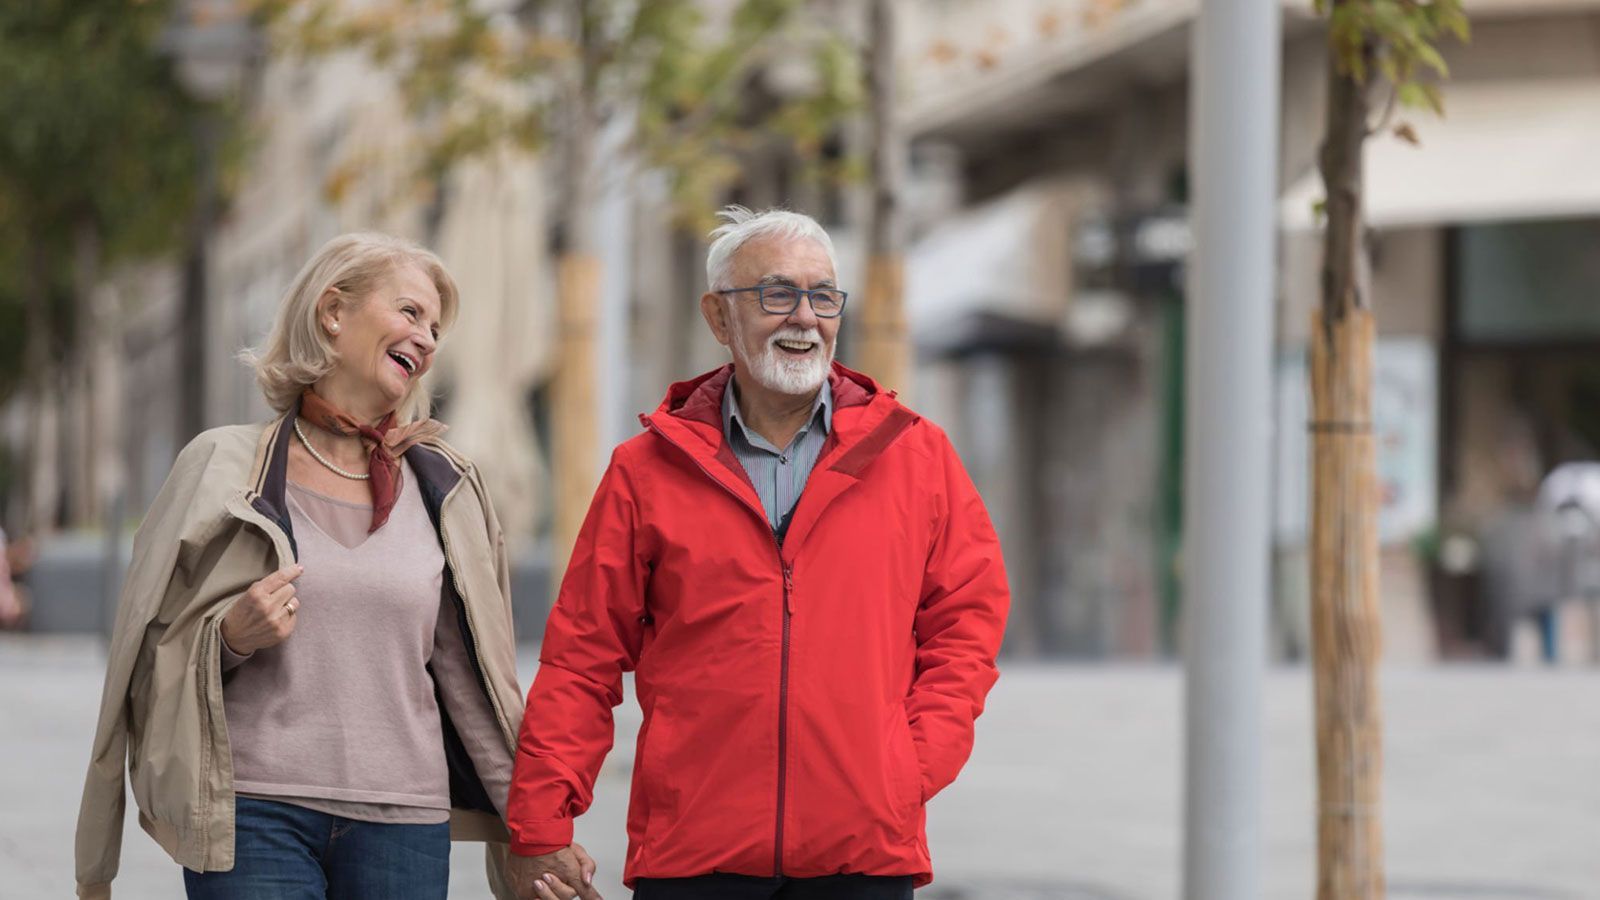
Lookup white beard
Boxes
[732,324,833,396]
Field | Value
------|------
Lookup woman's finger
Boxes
[543,873,578,899]
[264,593,296,624]
[257,564,304,594]
[266,582,297,610]
[533,874,575,900]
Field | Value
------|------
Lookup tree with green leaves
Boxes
[259,0,861,566]
[1310,2,1468,896]
[0,0,219,532]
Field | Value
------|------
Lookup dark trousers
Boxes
[634,873,915,900]
[183,796,450,900]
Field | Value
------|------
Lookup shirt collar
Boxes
[723,376,834,447]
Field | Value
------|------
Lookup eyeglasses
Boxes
[718,284,848,318]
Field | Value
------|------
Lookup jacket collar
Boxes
[249,407,299,553]
[658,361,876,428]
[641,362,920,550]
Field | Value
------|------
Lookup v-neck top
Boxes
[219,459,513,825]
[285,480,373,549]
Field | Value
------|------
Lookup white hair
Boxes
[705,205,838,292]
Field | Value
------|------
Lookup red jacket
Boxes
[507,363,1009,887]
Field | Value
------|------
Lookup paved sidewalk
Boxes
[3,635,1596,899]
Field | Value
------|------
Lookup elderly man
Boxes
[505,206,1009,900]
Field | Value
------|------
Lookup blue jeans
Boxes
[183,796,450,900]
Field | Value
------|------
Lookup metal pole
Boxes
[1182,1,1280,898]
[180,111,219,445]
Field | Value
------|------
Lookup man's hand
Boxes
[506,843,602,900]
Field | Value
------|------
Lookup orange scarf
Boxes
[297,389,446,532]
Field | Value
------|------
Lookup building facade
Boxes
[894,0,1600,660]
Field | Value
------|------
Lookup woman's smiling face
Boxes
[320,262,442,419]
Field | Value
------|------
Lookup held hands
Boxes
[506,843,602,900]
[220,564,304,655]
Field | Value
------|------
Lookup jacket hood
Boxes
[637,361,920,534]
[654,361,885,427]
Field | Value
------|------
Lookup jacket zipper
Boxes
[776,560,794,876]
[643,419,794,876]
[436,489,516,752]
[196,619,217,861]
[201,492,294,857]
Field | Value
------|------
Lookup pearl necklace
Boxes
[294,418,370,480]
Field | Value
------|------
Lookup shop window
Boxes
[1456,218,1600,342]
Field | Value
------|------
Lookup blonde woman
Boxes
[74,233,592,900]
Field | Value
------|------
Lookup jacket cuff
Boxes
[510,839,571,857]
[508,818,574,857]
[219,633,253,670]
[77,882,111,900]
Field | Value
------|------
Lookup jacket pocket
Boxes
[886,707,924,822]
[635,695,677,841]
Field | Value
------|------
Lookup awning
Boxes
[906,182,1086,349]
[1280,78,1600,230]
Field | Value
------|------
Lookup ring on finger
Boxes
[284,598,297,615]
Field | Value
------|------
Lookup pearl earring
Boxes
[330,323,339,334]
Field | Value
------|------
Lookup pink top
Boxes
[221,461,513,824]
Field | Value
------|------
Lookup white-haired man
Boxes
[504,207,1010,900]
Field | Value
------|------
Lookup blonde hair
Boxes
[245,232,460,422]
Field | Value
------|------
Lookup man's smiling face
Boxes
[712,235,839,396]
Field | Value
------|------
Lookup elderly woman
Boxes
[75,233,591,900]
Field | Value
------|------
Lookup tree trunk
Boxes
[1311,24,1385,900]
[855,0,910,395]
[550,0,602,577]
[552,248,599,573]
[68,218,103,527]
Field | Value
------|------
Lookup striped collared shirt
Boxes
[722,379,834,540]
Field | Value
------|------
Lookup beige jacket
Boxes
[74,411,526,899]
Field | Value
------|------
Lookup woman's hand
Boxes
[529,871,584,900]
[220,564,304,655]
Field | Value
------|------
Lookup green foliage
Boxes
[0,0,211,259]
[258,0,863,230]
[1315,0,1469,116]
[0,0,217,401]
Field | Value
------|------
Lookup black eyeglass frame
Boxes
[717,284,849,318]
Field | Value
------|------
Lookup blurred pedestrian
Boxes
[0,525,24,629]
[504,207,1011,900]
[74,233,572,900]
